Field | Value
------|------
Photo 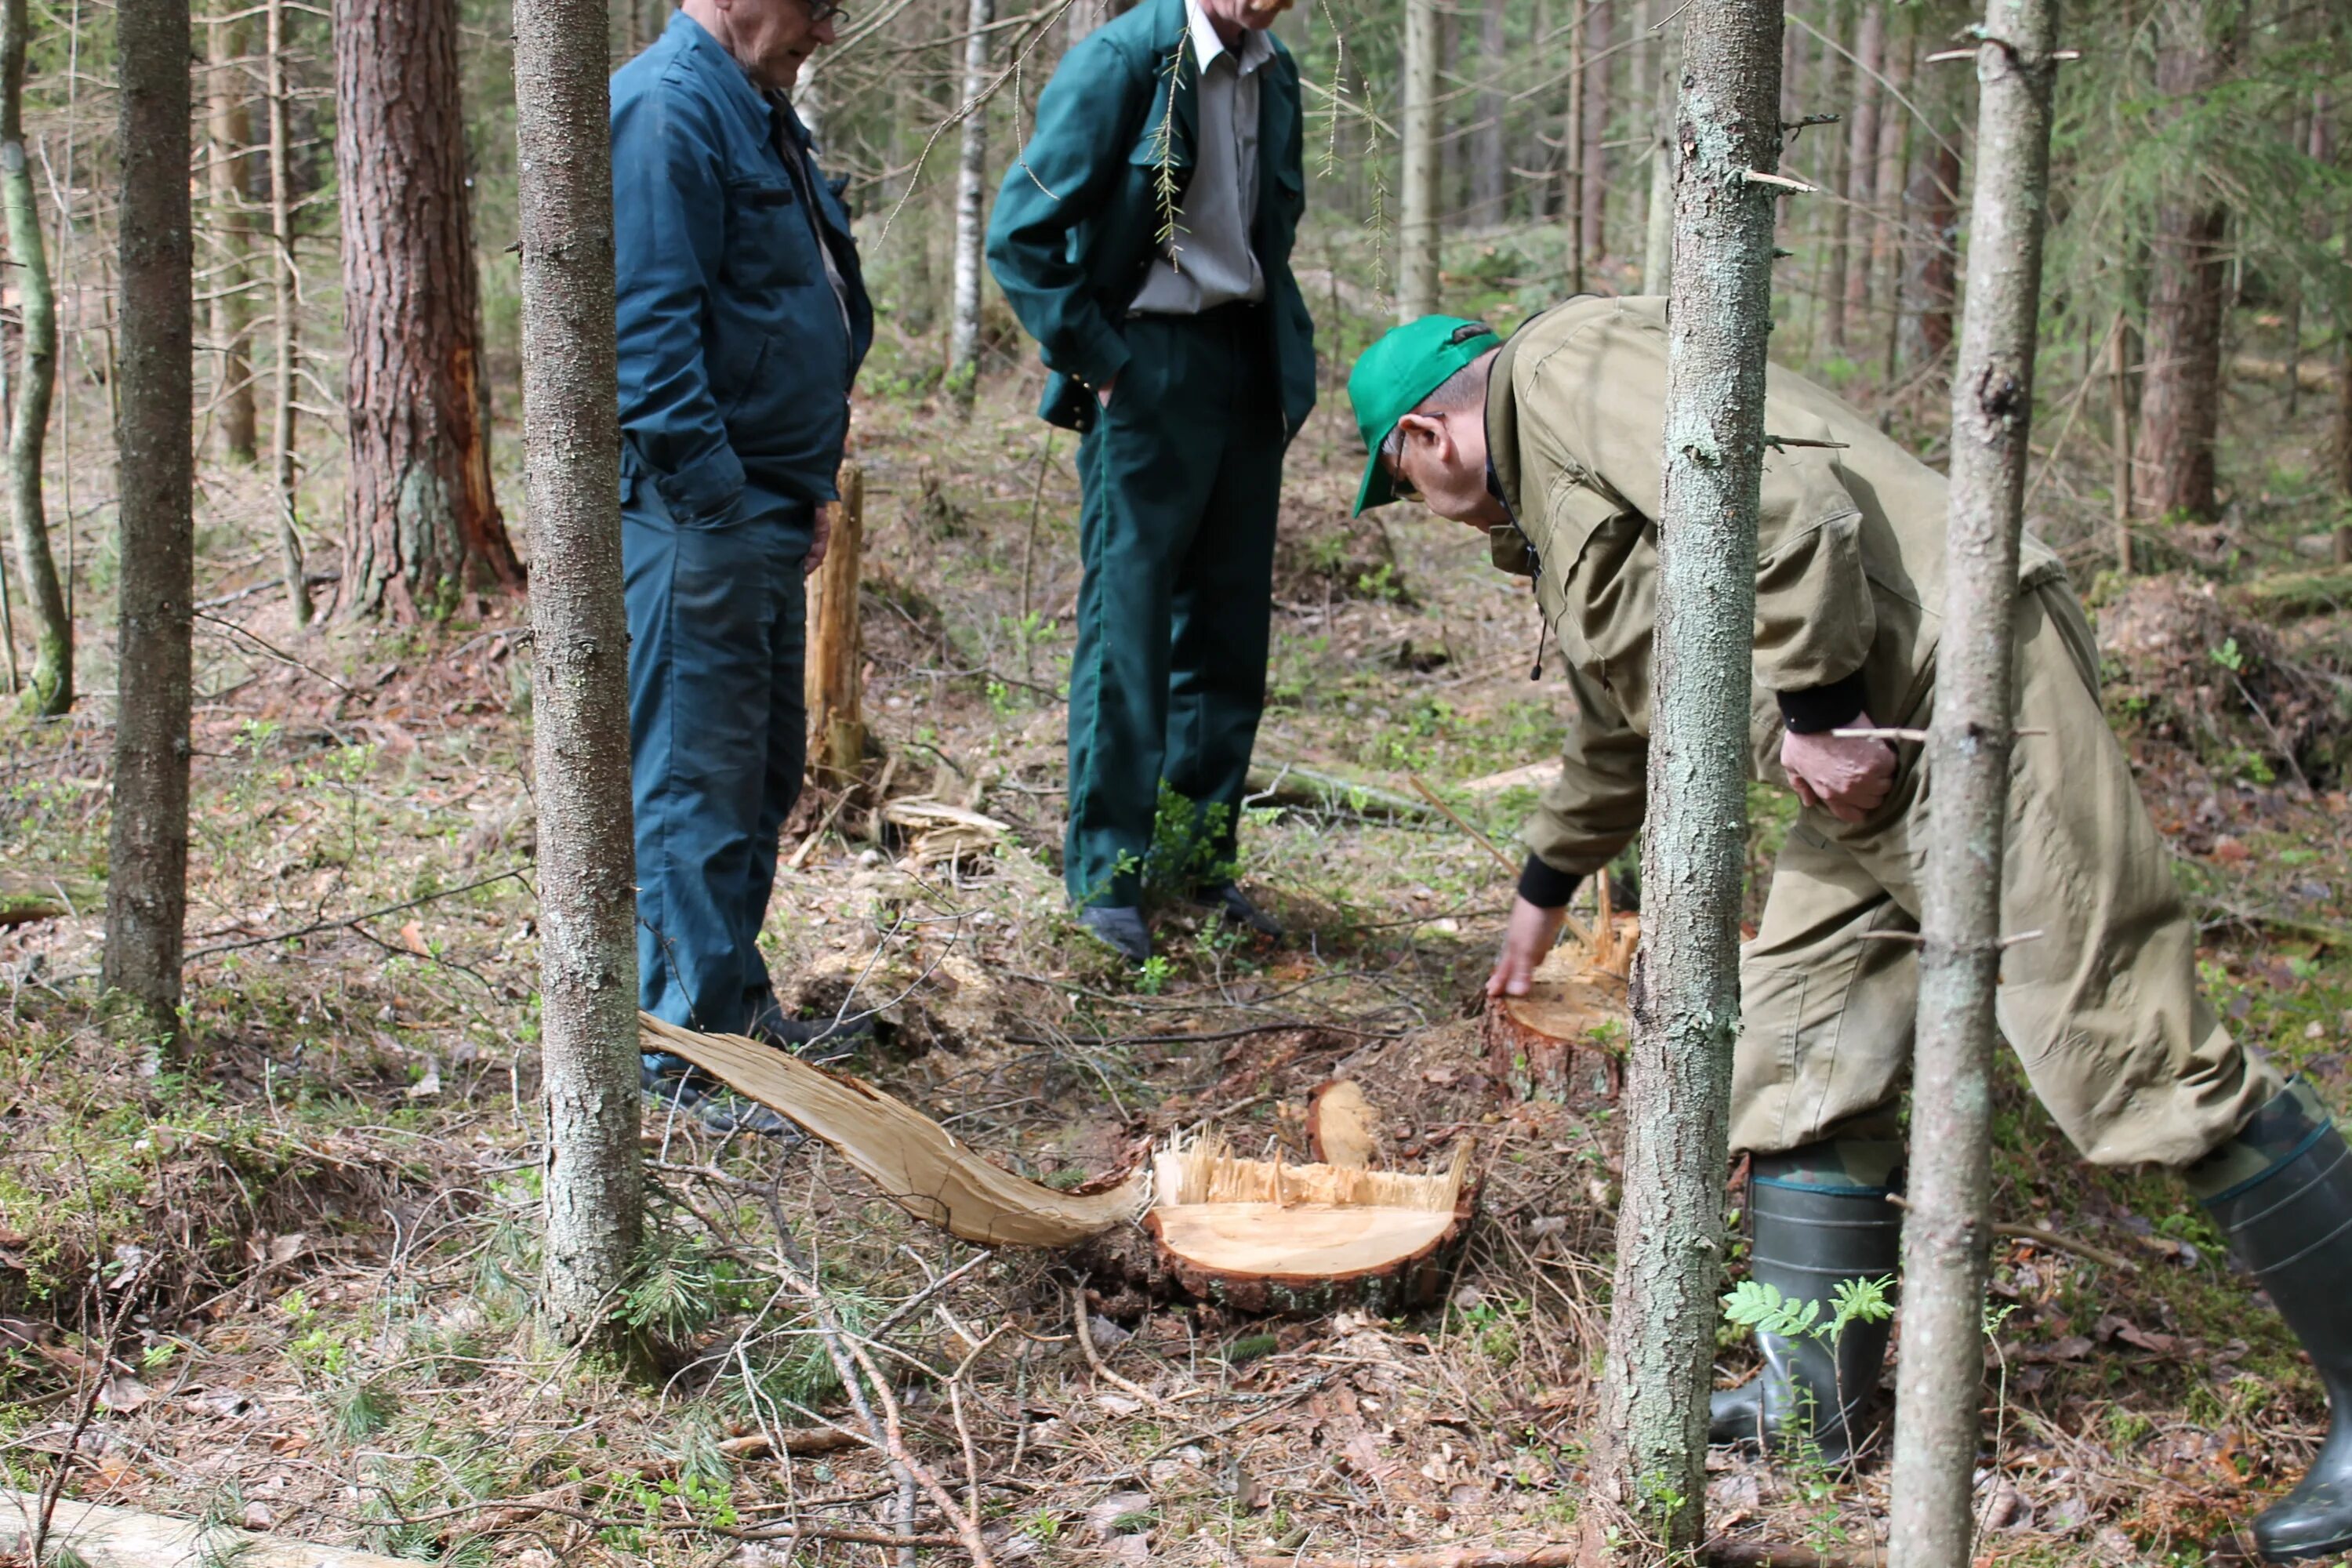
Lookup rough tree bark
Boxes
[1867,11,1911,372]
[1398,0,1439,318]
[265,0,308,626]
[1565,4,1584,291]
[336,0,522,619]
[103,0,194,1036]
[1826,1,1882,355]
[2,0,69,715]
[1886,1,2058,1563]
[2137,0,2236,522]
[1580,2,1778,1557]
[1896,74,1960,376]
[946,0,991,414]
[204,14,257,463]
[514,0,644,1353]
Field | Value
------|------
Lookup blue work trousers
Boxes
[624,485,811,1036]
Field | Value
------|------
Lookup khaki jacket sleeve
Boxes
[1523,660,1647,878]
[1532,307,1878,693]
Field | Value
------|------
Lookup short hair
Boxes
[1379,359,1488,474]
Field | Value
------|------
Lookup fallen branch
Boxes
[1245,760,1441,823]
[1884,1193,2137,1274]
[1242,1547,1577,1568]
[1070,1282,1167,1410]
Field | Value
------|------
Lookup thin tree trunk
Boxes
[514,0,645,1356]
[1640,21,1675,295]
[1471,0,1506,224]
[2137,0,2235,523]
[103,0,194,1036]
[2110,307,2134,569]
[1868,11,1911,375]
[265,0,308,625]
[1065,0,1108,47]
[1828,2,1881,355]
[2,0,68,715]
[946,0,991,413]
[1399,0,1439,318]
[1579,0,1610,264]
[204,14,257,464]
[1886,2,2058,1563]
[1897,76,1960,377]
[1581,3,1777,1558]
[336,0,521,620]
[1566,5,1584,292]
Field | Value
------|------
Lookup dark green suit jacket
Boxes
[984,0,1316,436]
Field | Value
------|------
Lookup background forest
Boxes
[4,0,2352,1563]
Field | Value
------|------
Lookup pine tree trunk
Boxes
[946,0,991,414]
[103,0,194,1036]
[1640,22,1675,296]
[336,0,521,620]
[265,0,308,625]
[1399,0,1439,318]
[1578,0,1610,261]
[1868,12,1911,372]
[204,15,257,464]
[1896,71,1960,376]
[1826,2,1880,355]
[2111,308,2136,570]
[1565,5,1585,291]
[2,0,68,716]
[1471,0,1506,224]
[514,0,644,1355]
[1581,2,1777,1556]
[1886,2,2058,1563]
[2137,0,2234,523]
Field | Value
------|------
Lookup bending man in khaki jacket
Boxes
[1348,299,2349,1565]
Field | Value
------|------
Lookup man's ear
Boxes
[1394,411,1450,463]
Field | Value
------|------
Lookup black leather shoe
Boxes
[1077,905,1152,964]
[1192,882,1284,939]
[746,1007,873,1054]
[2201,1083,2352,1563]
[640,1051,796,1138]
[1709,1148,1901,1462]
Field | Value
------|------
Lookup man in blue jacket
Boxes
[612,0,873,1116]
[986,0,1316,964]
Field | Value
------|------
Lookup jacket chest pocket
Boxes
[723,176,818,292]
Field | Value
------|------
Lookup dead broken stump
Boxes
[805,460,869,785]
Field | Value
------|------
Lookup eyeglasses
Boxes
[802,0,850,24]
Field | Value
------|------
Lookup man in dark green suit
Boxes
[986,0,1316,964]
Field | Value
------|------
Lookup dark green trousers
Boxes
[1065,307,1285,907]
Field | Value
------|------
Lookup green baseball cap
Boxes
[1348,315,1503,515]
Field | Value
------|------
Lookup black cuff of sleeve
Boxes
[1777,670,1870,735]
[1516,854,1583,910]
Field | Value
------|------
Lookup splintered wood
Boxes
[1483,889,1635,1105]
[644,1017,1479,1316]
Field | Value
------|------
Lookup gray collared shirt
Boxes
[1129,0,1272,314]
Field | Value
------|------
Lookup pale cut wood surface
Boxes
[1,1488,415,1566]
[1152,1203,1457,1278]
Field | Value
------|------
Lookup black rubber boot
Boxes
[1710,1146,1902,1461]
[2198,1082,2352,1563]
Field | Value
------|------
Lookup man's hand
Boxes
[804,504,833,579]
[1486,895,1568,1000]
[1096,372,1120,409]
[1782,708,1897,824]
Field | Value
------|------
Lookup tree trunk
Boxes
[1828,2,1882,355]
[1471,0,1506,224]
[2111,308,2134,570]
[1580,2,1777,1557]
[1868,11,1911,375]
[2137,0,2235,523]
[1578,0,1610,263]
[514,0,645,1356]
[1565,5,1584,291]
[103,0,194,1037]
[1639,20,1675,296]
[1896,75,1960,376]
[806,463,866,781]
[1399,0,1439,318]
[2,0,68,715]
[1886,2,2058,1563]
[204,14,257,464]
[946,0,991,413]
[336,0,521,620]
[265,0,308,626]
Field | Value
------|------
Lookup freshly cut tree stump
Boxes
[1143,1132,1472,1314]
[1483,911,1635,1105]
[645,1018,1475,1314]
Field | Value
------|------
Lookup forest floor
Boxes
[7,294,2352,1566]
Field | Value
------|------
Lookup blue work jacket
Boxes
[984,0,1316,439]
[612,12,874,522]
